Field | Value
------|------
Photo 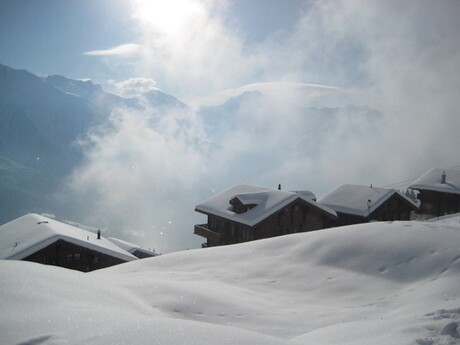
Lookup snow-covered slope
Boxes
[1,220,459,345]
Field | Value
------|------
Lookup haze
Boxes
[1,0,459,252]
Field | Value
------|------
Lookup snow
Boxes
[0,214,137,262]
[410,168,460,195]
[319,184,418,217]
[293,190,317,201]
[1,219,460,345]
[107,236,158,256]
[427,212,460,225]
[195,184,337,227]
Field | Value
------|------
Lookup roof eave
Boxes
[409,184,460,196]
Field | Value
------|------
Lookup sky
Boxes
[1,0,460,252]
[0,0,309,98]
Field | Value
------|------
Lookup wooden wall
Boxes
[418,190,460,217]
[202,199,334,247]
[336,194,415,226]
[24,239,128,272]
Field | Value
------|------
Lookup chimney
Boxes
[97,229,101,240]
[278,184,281,190]
[442,171,446,184]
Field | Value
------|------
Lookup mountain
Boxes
[0,64,103,174]
[44,74,141,112]
[197,87,381,160]
[0,64,189,224]
[140,89,190,112]
[198,90,263,140]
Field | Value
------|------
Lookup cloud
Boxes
[84,43,141,57]
[66,1,460,253]
[108,77,160,97]
[128,0,254,100]
[66,105,209,252]
[196,81,348,108]
[244,0,460,184]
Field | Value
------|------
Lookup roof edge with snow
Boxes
[195,184,337,227]
[320,184,418,218]
[409,168,460,195]
[0,214,138,262]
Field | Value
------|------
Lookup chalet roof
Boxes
[293,190,316,201]
[107,237,158,257]
[195,184,337,227]
[319,184,419,218]
[409,168,460,195]
[0,214,138,262]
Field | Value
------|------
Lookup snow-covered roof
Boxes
[107,237,158,257]
[292,190,316,201]
[409,168,460,195]
[195,184,337,227]
[0,214,138,262]
[319,184,419,218]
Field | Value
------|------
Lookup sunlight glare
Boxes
[132,0,205,34]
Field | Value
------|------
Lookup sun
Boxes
[131,0,205,34]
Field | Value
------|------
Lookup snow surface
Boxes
[1,220,460,345]
[0,214,137,262]
[320,184,418,217]
[195,184,337,227]
[107,237,158,257]
[427,212,460,225]
[410,168,460,195]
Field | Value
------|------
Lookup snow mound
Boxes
[1,221,460,345]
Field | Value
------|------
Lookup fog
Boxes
[64,1,460,253]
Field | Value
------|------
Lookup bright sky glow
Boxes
[131,0,206,35]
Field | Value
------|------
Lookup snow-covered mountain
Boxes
[197,84,381,150]
[1,218,459,344]
[0,64,189,224]
[196,84,381,187]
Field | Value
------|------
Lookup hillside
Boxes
[0,64,189,225]
[1,219,459,345]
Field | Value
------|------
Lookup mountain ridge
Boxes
[0,64,190,224]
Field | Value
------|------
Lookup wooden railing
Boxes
[194,224,222,242]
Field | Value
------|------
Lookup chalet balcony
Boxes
[194,224,222,243]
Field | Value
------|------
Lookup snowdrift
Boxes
[1,220,460,345]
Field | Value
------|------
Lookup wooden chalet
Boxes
[194,184,337,248]
[0,214,138,272]
[319,184,419,226]
[409,168,460,217]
